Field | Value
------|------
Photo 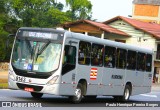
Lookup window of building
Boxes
[127,50,136,70]
[146,54,152,72]
[104,46,116,68]
[91,43,104,66]
[156,44,160,60]
[137,52,146,71]
[116,48,127,69]
[78,41,91,65]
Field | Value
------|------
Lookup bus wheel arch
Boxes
[114,82,132,102]
[121,82,132,101]
[69,79,87,103]
[125,82,132,96]
[78,79,87,95]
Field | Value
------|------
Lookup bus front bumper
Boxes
[8,78,60,95]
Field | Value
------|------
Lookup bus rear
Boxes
[8,27,66,97]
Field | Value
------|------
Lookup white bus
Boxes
[8,27,153,103]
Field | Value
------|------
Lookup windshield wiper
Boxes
[35,41,50,61]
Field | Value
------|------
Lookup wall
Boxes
[134,4,159,17]
[108,20,156,51]
[132,4,160,24]
[69,23,103,34]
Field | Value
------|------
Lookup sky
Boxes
[57,0,133,22]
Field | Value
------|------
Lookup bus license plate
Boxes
[16,76,26,82]
[24,87,34,92]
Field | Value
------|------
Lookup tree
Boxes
[0,0,11,61]
[0,0,73,61]
[6,0,71,27]
[65,0,92,20]
[0,0,93,61]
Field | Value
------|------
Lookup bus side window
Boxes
[104,46,116,68]
[91,43,104,67]
[78,41,91,65]
[146,54,152,72]
[127,50,136,70]
[137,52,146,71]
[116,48,127,69]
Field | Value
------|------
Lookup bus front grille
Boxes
[16,83,43,92]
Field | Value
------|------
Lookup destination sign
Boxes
[16,29,64,41]
[23,31,58,40]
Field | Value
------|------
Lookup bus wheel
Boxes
[31,92,43,99]
[120,85,131,101]
[69,83,83,103]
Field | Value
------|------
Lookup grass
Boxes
[0,79,8,89]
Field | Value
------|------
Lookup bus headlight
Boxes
[47,75,59,85]
[9,71,15,81]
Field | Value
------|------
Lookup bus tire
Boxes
[69,83,83,103]
[31,92,43,99]
[120,85,131,101]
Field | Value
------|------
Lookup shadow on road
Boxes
[10,95,142,107]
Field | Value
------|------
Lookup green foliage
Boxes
[0,0,9,61]
[0,0,93,62]
[0,83,8,89]
[6,0,70,27]
[66,0,92,20]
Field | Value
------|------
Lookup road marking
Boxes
[140,94,157,98]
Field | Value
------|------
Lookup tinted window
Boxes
[127,50,136,70]
[104,46,116,68]
[78,41,91,65]
[116,48,127,69]
[146,54,152,72]
[62,45,76,75]
[91,43,104,66]
[64,45,76,65]
[137,52,146,71]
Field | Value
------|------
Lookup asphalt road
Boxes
[0,85,160,110]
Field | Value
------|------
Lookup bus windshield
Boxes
[12,39,62,73]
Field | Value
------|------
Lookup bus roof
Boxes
[18,27,153,54]
[65,31,153,54]
[19,27,66,34]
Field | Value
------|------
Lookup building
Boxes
[63,20,129,39]
[62,16,160,83]
[104,16,160,83]
[132,0,160,23]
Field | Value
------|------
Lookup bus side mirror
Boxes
[6,34,15,49]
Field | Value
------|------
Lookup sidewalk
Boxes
[0,71,8,79]
[152,83,160,91]
[152,83,160,86]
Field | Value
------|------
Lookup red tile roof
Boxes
[104,16,160,39]
[63,20,130,37]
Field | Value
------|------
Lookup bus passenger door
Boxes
[60,39,78,95]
